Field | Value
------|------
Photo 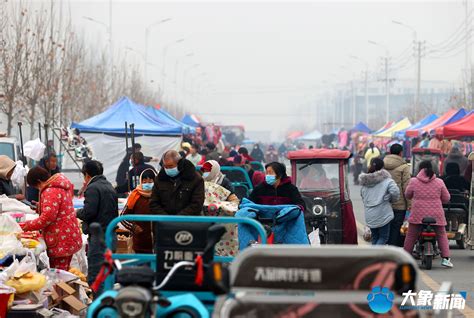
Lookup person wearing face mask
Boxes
[201,160,233,192]
[150,150,204,216]
[121,169,157,253]
[249,162,305,210]
[20,167,82,270]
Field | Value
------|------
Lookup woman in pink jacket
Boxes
[403,160,453,268]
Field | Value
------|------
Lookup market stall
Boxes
[405,108,467,138]
[68,97,183,183]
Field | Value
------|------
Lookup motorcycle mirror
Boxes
[393,263,417,295]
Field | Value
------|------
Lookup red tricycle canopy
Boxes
[287,149,352,160]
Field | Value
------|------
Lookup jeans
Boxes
[387,210,406,247]
[370,223,391,245]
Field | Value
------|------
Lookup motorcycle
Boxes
[414,217,440,270]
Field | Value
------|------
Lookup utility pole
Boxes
[415,41,422,121]
[351,80,356,126]
[465,0,471,106]
[384,57,390,124]
[364,69,369,126]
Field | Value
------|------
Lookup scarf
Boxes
[126,185,152,210]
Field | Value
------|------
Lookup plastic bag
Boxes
[6,272,46,293]
[308,228,321,246]
[23,139,46,161]
[11,161,29,189]
[0,215,24,258]
[363,226,372,242]
[0,214,22,234]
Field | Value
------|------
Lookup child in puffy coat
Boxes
[360,158,400,245]
[403,160,453,268]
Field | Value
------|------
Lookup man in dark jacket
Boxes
[443,162,470,193]
[150,150,204,215]
[116,152,156,193]
[206,143,220,161]
[76,160,117,294]
[77,160,118,235]
[443,146,469,176]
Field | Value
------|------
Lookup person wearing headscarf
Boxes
[0,155,23,199]
[121,169,157,253]
[201,160,233,192]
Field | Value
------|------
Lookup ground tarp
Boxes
[373,117,412,138]
[405,108,467,138]
[350,122,372,134]
[435,111,474,139]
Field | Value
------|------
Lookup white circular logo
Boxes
[175,231,193,246]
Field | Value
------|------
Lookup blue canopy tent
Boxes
[181,114,201,127]
[350,122,372,134]
[68,97,182,183]
[297,130,323,141]
[144,107,196,134]
[72,96,183,135]
[393,114,439,139]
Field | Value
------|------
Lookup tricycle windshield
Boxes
[412,153,440,176]
[296,162,339,191]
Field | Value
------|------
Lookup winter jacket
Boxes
[405,169,450,226]
[207,150,220,162]
[359,169,400,228]
[77,175,118,235]
[116,153,131,190]
[236,198,309,250]
[22,174,82,258]
[443,152,469,176]
[250,147,265,162]
[442,175,470,193]
[149,159,205,215]
[383,154,411,210]
[122,195,153,253]
[364,147,381,168]
[249,177,305,210]
[0,155,16,197]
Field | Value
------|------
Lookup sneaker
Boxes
[441,258,453,268]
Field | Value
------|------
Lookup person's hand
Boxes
[15,194,25,201]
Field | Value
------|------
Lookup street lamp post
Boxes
[350,55,370,126]
[392,20,421,121]
[161,38,185,101]
[369,40,391,123]
[174,53,194,103]
[145,18,172,88]
[83,16,113,95]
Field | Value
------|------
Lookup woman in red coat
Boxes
[403,160,452,268]
[21,167,82,270]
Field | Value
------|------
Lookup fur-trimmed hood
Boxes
[359,169,392,187]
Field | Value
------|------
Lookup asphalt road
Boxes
[349,181,474,318]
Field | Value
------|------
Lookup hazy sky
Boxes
[61,0,467,140]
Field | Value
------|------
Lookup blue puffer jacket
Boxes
[236,198,309,250]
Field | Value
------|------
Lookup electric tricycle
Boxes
[287,149,358,244]
[86,215,266,318]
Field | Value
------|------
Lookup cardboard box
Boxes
[61,295,87,315]
[116,236,133,254]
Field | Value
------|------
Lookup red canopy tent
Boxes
[405,109,458,138]
[435,111,474,139]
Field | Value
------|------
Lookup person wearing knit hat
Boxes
[0,155,24,200]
